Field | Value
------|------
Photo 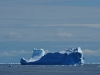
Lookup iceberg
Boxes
[20,47,84,65]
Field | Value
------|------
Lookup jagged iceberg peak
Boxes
[60,47,82,54]
[20,47,84,65]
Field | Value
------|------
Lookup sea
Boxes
[0,64,100,75]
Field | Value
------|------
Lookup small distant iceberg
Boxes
[20,47,84,65]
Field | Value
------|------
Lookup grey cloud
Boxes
[0,24,100,41]
[0,1,100,26]
[2,32,23,40]
[2,0,99,6]
[0,0,100,42]
[0,50,32,56]
[27,24,100,28]
[83,49,100,56]
[57,32,73,38]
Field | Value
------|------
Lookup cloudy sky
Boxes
[0,0,100,63]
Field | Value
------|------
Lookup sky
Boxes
[0,0,100,63]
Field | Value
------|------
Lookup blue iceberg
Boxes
[20,47,84,65]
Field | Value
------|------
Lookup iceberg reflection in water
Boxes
[20,47,84,65]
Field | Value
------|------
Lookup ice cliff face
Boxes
[20,47,84,65]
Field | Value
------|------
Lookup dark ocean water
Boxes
[0,64,100,75]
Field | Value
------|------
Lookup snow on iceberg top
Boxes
[60,47,82,54]
[31,47,82,58]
